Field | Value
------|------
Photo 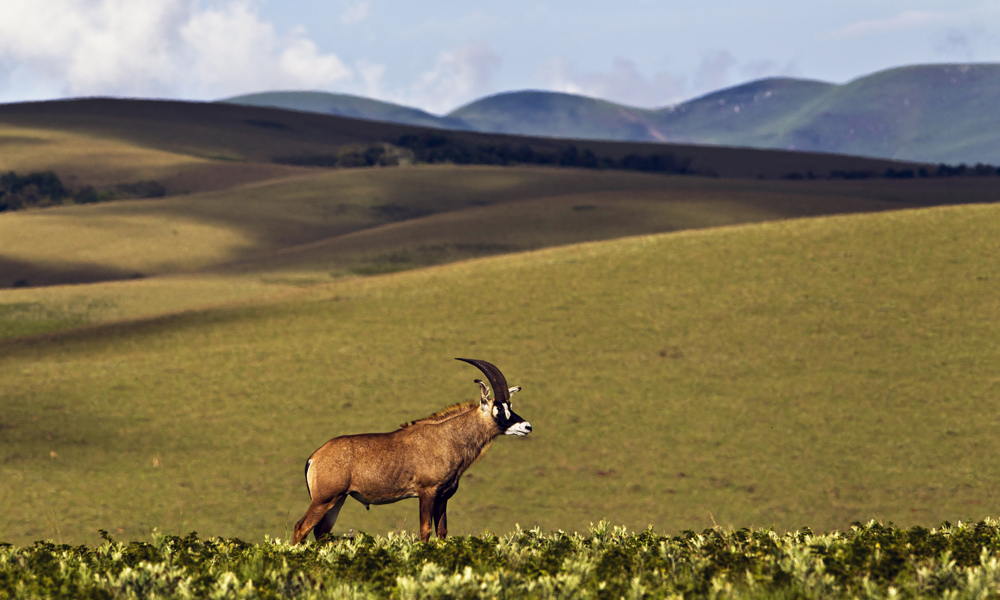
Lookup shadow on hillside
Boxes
[0,255,144,289]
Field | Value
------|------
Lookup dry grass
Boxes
[0,123,311,194]
[2,202,999,546]
[0,274,305,339]
[6,164,975,292]
[0,124,203,187]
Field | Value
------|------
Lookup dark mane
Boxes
[399,401,478,429]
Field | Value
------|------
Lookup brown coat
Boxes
[292,359,531,544]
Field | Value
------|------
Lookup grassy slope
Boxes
[0,123,307,192]
[778,64,1000,164]
[1,202,999,546]
[224,174,961,278]
[654,78,836,146]
[0,98,927,179]
[7,163,992,292]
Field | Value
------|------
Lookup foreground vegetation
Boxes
[6,521,1000,599]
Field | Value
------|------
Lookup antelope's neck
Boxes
[440,409,497,469]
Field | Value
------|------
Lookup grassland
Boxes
[0,97,928,178]
[5,159,994,292]
[2,200,1000,548]
[0,122,309,193]
[2,100,999,552]
[1,96,959,296]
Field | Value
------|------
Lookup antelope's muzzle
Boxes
[505,419,532,436]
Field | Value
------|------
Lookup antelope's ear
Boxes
[476,379,491,413]
[507,386,521,406]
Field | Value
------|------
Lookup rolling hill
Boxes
[0,97,930,181]
[448,90,669,141]
[0,96,994,298]
[2,201,1000,546]
[655,63,1000,165]
[454,63,1000,165]
[221,63,1000,165]
[5,162,996,292]
[2,94,1000,547]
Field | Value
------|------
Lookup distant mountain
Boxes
[649,78,838,146]
[447,91,668,141]
[218,63,1000,165]
[221,90,469,131]
[448,79,838,145]
[652,64,1000,165]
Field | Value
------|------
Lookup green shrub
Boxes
[5,520,1000,599]
[0,170,69,211]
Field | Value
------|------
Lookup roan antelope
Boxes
[292,358,531,544]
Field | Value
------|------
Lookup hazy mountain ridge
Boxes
[222,63,1000,164]
[223,90,470,131]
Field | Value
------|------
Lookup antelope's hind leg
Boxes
[313,496,347,541]
[293,495,346,544]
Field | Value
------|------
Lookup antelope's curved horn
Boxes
[456,358,510,404]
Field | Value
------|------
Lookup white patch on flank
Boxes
[505,421,532,436]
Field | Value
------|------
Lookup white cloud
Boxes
[819,10,950,40]
[340,1,370,26]
[533,57,684,108]
[406,41,501,114]
[692,50,737,94]
[0,0,352,101]
[355,58,386,99]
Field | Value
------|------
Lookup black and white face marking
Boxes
[492,400,532,436]
[457,358,531,436]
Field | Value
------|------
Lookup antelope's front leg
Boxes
[433,497,449,539]
[418,490,435,542]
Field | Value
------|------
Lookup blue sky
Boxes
[1,0,997,113]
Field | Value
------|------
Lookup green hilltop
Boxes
[222,90,470,130]
[449,90,665,140]
[456,64,1000,165]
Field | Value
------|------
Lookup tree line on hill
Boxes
[785,163,1000,180]
[394,133,698,174]
[0,171,166,212]
[273,134,699,175]
[272,133,1000,180]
